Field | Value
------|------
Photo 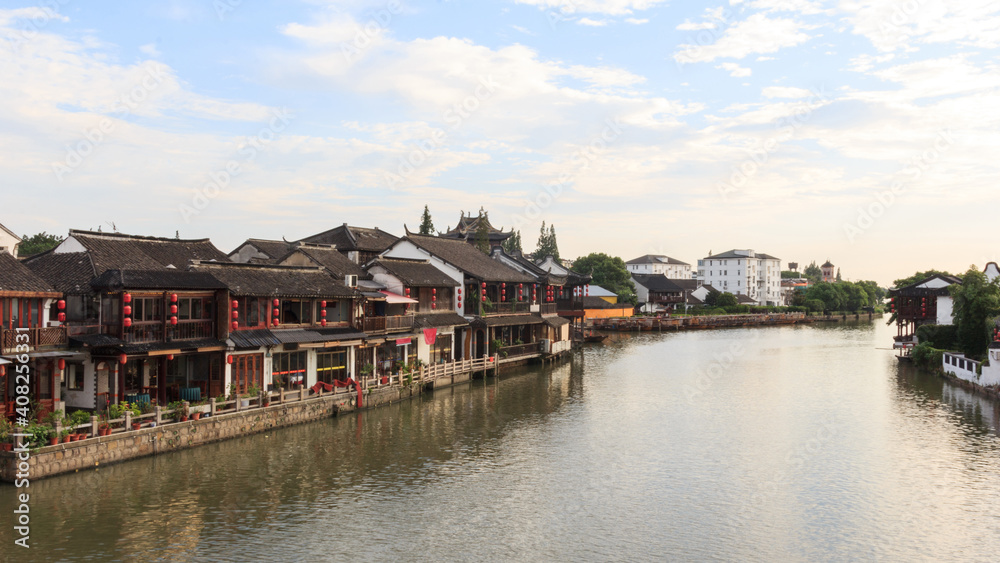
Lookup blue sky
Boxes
[2,0,999,285]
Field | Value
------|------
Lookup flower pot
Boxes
[75,433,86,441]
[100,427,110,436]
[131,423,141,431]
[69,434,79,442]
[241,400,250,408]
[62,435,71,444]
[180,415,188,422]
[48,437,59,446]
[1,443,12,452]
[191,412,201,420]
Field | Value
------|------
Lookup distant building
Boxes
[787,262,798,272]
[0,222,21,257]
[696,249,782,305]
[433,211,513,250]
[299,224,399,265]
[821,260,835,283]
[886,273,962,349]
[625,254,692,279]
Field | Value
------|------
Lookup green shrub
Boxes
[916,324,958,350]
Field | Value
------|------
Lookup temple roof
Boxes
[436,211,512,243]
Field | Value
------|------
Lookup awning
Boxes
[362,292,387,300]
[380,290,418,304]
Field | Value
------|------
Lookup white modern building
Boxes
[696,249,782,305]
[626,254,692,279]
[0,222,21,257]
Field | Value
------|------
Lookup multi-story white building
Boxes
[626,254,692,279]
[696,249,782,305]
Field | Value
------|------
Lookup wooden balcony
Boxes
[497,341,542,358]
[482,302,532,316]
[358,315,415,333]
[1,326,68,354]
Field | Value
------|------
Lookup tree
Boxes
[502,230,522,254]
[893,270,952,289]
[715,293,738,308]
[841,281,868,311]
[856,280,886,305]
[950,266,1000,359]
[534,222,560,261]
[573,252,636,304]
[805,282,845,311]
[418,205,435,235]
[803,261,822,284]
[474,210,490,254]
[836,268,842,282]
[18,232,63,257]
[781,270,800,279]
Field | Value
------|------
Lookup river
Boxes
[2,321,999,562]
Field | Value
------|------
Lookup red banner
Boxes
[423,328,437,345]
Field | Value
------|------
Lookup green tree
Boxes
[781,270,800,279]
[418,205,435,235]
[805,299,826,312]
[18,232,63,257]
[474,210,490,254]
[893,270,952,289]
[573,252,636,304]
[502,230,522,254]
[950,265,1000,359]
[836,268,842,282]
[534,222,560,261]
[805,282,846,311]
[856,280,886,305]
[841,281,868,311]
[715,292,738,308]
[803,261,822,284]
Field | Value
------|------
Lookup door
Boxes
[231,354,262,395]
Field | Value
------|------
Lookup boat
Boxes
[583,332,607,343]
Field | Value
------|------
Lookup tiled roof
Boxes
[471,314,545,327]
[68,230,230,272]
[632,274,692,293]
[413,312,469,328]
[436,212,512,242]
[189,261,357,298]
[284,244,368,280]
[229,329,282,349]
[704,249,780,261]
[626,254,690,266]
[401,234,535,283]
[300,224,398,253]
[0,253,58,295]
[272,328,366,344]
[90,269,227,291]
[23,251,95,294]
[368,257,459,287]
[233,239,294,262]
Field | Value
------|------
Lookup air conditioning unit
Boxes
[539,339,551,354]
[344,275,358,288]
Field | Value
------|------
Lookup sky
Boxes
[1,0,999,286]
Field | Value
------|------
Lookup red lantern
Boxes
[432,302,437,310]
[170,294,178,303]
[457,288,462,296]
[58,299,66,309]
[481,282,487,289]
[170,316,177,325]
[167,354,174,361]
[170,304,178,314]
[432,295,437,302]
[58,312,66,322]
[273,298,280,307]
[58,359,65,371]
[458,301,463,308]
[119,354,127,365]
[321,300,327,308]
[123,305,132,316]
[321,319,327,327]
[321,310,327,317]
[1,366,5,377]
[272,318,279,326]
[227,355,233,364]
[232,311,239,319]
[273,308,279,318]
[123,317,132,328]
[432,288,437,295]
[231,321,238,331]
[501,283,506,289]
[232,300,239,309]
[405,288,410,296]
[123,293,132,304]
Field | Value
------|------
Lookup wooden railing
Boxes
[0,326,67,354]
[358,315,414,333]
[483,302,531,316]
[497,342,542,358]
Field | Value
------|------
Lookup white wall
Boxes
[936,295,954,326]
[700,253,781,304]
[0,228,19,257]
[979,350,1000,386]
[380,240,466,315]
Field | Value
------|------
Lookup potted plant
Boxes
[60,428,71,444]
[360,363,374,380]
[167,401,186,422]
[47,428,59,446]
[70,410,91,440]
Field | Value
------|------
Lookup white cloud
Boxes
[512,0,668,16]
[625,18,649,24]
[676,20,717,31]
[762,86,813,98]
[139,43,161,58]
[756,56,775,61]
[718,62,752,77]
[577,18,607,27]
[674,13,814,63]
[840,0,1000,52]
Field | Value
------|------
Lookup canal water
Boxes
[2,321,999,562]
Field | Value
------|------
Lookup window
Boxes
[317,350,348,383]
[66,362,84,390]
[133,297,162,322]
[281,299,313,325]
[431,334,452,364]
[272,351,307,388]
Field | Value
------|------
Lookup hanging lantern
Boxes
[432,288,437,295]
[170,304,178,314]
[482,282,487,289]
[58,299,66,310]
[167,354,174,361]
[457,288,462,296]
[272,318,279,326]
[123,317,132,328]
[170,294,178,303]
[320,319,327,327]
[123,305,132,316]
[58,358,66,371]
[232,310,239,320]
[432,302,437,310]
[232,300,239,310]
[405,288,410,297]
[273,308,280,318]
[123,293,131,304]
[227,355,234,364]
[321,300,327,308]
[432,295,437,302]
[458,301,463,308]
[273,298,280,307]
[119,354,128,365]
[170,316,177,325]
[58,312,66,322]
[321,309,327,317]
[231,321,239,331]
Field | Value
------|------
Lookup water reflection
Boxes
[1,321,998,562]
